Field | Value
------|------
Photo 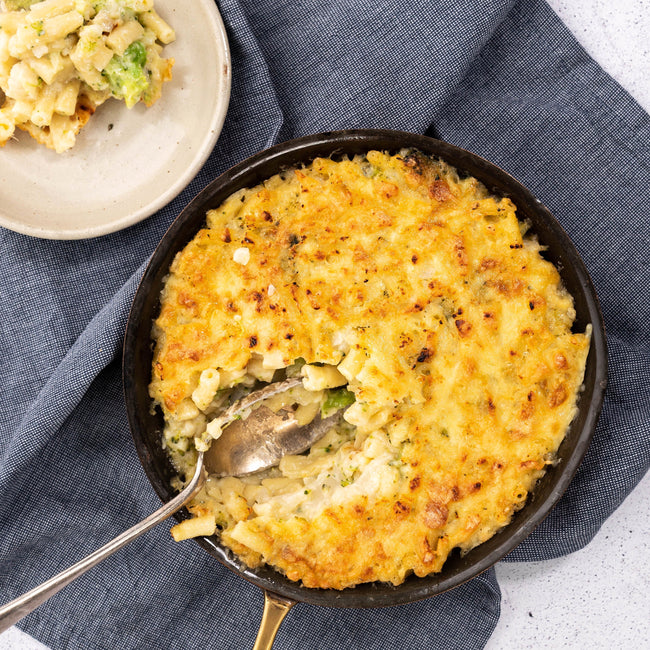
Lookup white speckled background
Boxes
[1,0,649,647]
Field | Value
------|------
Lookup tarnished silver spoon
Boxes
[0,376,341,633]
[205,376,343,476]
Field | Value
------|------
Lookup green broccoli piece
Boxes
[321,387,355,418]
[102,40,149,108]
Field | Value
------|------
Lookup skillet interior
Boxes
[122,129,607,608]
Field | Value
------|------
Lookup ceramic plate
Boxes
[0,0,231,240]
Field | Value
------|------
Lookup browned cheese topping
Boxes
[150,150,590,589]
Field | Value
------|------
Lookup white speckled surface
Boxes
[1,0,649,647]
[489,473,650,648]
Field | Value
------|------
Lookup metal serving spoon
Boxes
[0,376,340,633]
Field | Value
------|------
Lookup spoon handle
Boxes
[0,455,204,633]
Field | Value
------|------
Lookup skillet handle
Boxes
[252,591,295,650]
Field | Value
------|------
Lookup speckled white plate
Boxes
[0,0,231,240]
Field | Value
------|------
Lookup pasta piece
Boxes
[174,398,201,421]
[7,60,40,101]
[336,347,367,382]
[293,401,320,426]
[105,19,144,56]
[0,109,16,146]
[80,84,111,107]
[27,0,76,22]
[0,55,16,80]
[170,515,217,542]
[27,51,71,85]
[6,97,32,122]
[278,454,335,480]
[30,84,56,126]
[47,111,76,152]
[138,41,173,107]
[140,9,175,44]
[11,11,83,56]
[0,10,24,33]
[301,363,347,391]
[245,355,276,382]
[73,24,114,71]
[41,11,85,42]
[191,368,221,411]
[53,76,79,115]
[71,62,104,89]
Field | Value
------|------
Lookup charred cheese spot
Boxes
[429,179,453,202]
[423,502,449,529]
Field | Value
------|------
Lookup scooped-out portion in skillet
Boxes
[148,149,590,591]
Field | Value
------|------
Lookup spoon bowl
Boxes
[204,376,345,477]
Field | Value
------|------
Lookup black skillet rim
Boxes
[123,129,608,608]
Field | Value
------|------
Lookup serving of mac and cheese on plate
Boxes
[149,148,591,590]
[0,0,230,239]
[0,0,175,153]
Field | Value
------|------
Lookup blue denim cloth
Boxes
[1,1,648,648]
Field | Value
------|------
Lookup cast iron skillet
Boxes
[122,129,607,638]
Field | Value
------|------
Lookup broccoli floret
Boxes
[321,387,355,418]
[102,40,149,108]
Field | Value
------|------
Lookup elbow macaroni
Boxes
[301,363,347,391]
[0,0,175,152]
[191,368,221,411]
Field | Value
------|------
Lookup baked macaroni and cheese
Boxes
[150,149,590,590]
[0,0,174,152]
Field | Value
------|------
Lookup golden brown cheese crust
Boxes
[15,95,96,150]
[151,150,590,590]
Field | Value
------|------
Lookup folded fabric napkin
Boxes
[1,0,648,648]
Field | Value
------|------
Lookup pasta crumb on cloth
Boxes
[150,150,591,590]
[0,0,175,153]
